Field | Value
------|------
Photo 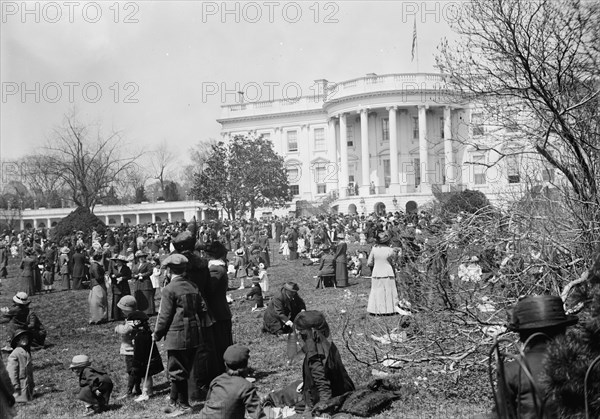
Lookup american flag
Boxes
[411,16,417,62]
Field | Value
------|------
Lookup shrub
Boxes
[442,189,491,215]
[50,206,106,244]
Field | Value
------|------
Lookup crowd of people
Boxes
[0,209,597,418]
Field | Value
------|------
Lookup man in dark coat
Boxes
[287,227,299,260]
[262,282,306,335]
[108,256,131,321]
[71,248,87,290]
[153,254,205,416]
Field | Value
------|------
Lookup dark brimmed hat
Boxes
[223,344,250,370]
[204,241,227,259]
[10,329,30,349]
[283,282,299,293]
[111,254,128,263]
[173,231,195,252]
[294,310,330,337]
[127,311,149,322]
[509,295,578,331]
[376,231,392,245]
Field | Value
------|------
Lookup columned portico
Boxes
[418,105,430,192]
[328,116,337,170]
[444,106,456,187]
[359,108,370,195]
[338,113,349,198]
[387,106,400,194]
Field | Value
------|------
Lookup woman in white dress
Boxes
[367,231,400,315]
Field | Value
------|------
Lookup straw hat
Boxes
[69,354,91,369]
[13,292,30,305]
[60,247,70,254]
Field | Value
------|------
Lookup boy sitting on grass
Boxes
[246,272,265,312]
[199,344,265,418]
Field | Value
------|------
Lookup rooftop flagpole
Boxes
[411,14,419,72]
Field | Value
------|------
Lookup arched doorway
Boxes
[374,202,386,216]
[348,204,357,214]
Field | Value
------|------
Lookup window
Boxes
[347,124,354,147]
[472,113,484,136]
[261,133,271,142]
[506,155,520,183]
[290,185,300,195]
[412,117,419,140]
[314,128,325,150]
[383,159,390,188]
[287,167,300,183]
[317,184,327,194]
[541,165,555,182]
[287,130,298,152]
[473,155,486,185]
[314,164,327,194]
[382,119,389,142]
[413,158,421,187]
[440,117,445,139]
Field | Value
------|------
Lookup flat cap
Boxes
[161,253,189,268]
[223,344,250,370]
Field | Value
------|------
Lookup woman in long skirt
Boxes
[108,255,131,321]
[334,240,349,287]
[131,251,155,315]
[59,247,71,290]
[19,248,36,296]
[366,231,400,315]
[88,253,108,324]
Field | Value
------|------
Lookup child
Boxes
[69,354,113,416]
[7,329,34,403]
[0,292,31,352]
[114,296,140,400]
[246,272,264,312]
[199,344,264,418]
[128,311,164,402]
[42,264,53,293]
[258,262,269,294]
[149,258,162,295]
[233,248,248,290]
[349,254,362,277]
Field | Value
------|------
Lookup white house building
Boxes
[217,72,539,216]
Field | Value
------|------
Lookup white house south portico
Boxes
[218,73,490,215]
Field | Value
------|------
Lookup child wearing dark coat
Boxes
[128,310,164,402]
[69,354,113,416]
[246,270,264,312]
[7,329,34,403]
[199,344,265,418]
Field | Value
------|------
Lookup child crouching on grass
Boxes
[69,354,113,416]
[199,344,265,418]
[246,272,265,312]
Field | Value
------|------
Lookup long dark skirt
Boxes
[289,249,298,260]
[134,288,156,315]
[212,319,233,375]
[20,274,35,296]
[73,276,84,290]
[188,326,219,400]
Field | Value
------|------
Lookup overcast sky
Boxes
[1,0,459,163]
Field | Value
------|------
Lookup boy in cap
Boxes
[153,254,204,417]
[7,329,34,403]
[198,344,265,418]
[246,270,264,312]
[114,296,140,400]
[486,295,578,419]
[69,354,113,416]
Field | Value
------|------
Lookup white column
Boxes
[359,108,370,195]
[47,218,51,228]
[33,218,37,228]
[120,214,125,225]
[418,105,430,192]
[274,127,282,155]
[135,214,140,225]
[20,219,24,231]
[388,106,400,194]
[300,124,311,200]
[167,211,172,222]
[328,117,338,192]
[151,213,156,223]
[444,106,456,188]
[105,215,109,225]
[338,113,349,199]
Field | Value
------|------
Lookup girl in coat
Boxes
[7,329,34,403]
[293,311,355,417]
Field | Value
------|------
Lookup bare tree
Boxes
[437,0,600,241]
[19,154,67,208]
[149,139,177,198]
[179,138,219,189]
[44,113,142,211]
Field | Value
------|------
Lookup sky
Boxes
[0,0,459,164]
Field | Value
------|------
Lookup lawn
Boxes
[0,249,492,418]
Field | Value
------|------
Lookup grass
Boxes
[0,248,492,418]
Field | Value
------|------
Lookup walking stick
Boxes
[139,297,162,402]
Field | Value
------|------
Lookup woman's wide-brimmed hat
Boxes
[509,295,578,331]
[60,247,70,254]
[283,282,299,293]
[376,231,392,245]
[110,254,128,263]
[135,250,147,258]
[69,354,91,369]
[13,292,30,305]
